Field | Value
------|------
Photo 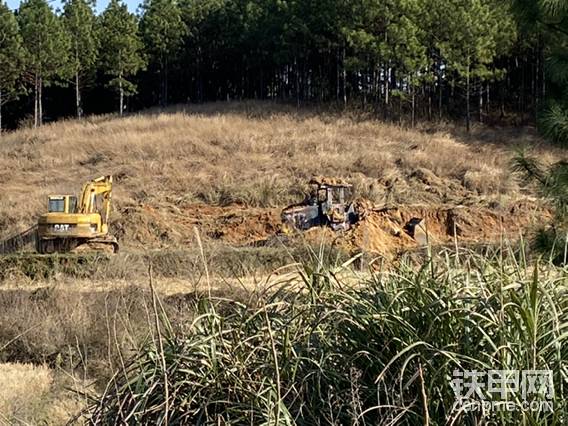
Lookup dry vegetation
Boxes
[0,362,83,425]
[1,101,562,248]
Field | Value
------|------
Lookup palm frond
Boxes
[540,0,568,17]
[546,50,568,86]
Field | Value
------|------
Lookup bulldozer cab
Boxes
[314,183,349,213]
[48,195,78,213]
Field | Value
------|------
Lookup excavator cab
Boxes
[48,195,77,213]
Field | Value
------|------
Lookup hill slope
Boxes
[0,102,560,251]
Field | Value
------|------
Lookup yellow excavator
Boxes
[35,175,119,254]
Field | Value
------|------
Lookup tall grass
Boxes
[88,246,567,425]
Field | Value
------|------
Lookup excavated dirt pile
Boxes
[112,198,547,258]
[346,200,548,256]
[113,203,281,247]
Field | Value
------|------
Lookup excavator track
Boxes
[71,236,119,254]
[36,235,119,254]
[1,226,118,255]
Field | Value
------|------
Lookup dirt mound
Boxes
[111,197,547,258]
[114,203,281,247]
[344,200,548,256]
[309,176,352,187]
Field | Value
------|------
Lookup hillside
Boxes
[0,102,561,253]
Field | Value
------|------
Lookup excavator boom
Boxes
[78,175,113,233]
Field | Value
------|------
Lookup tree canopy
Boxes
[98,0,145,114]
[17,0,70,126]
[0,0,25,129]
[63,0,98,117]
[0,0,565,142]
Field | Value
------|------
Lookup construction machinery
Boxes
[281,177,360,232]
[35,175,119,254]
[0,175,119,255]
[281,177,429,245]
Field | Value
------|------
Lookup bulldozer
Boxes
[35,175,119,254]
[281,177,429,245]
[281,177,359,232]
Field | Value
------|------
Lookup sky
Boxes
[5,0,139,13]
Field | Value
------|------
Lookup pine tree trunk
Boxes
[478,81,483,123]
[38,77,43,126]
[260,67,264,100]
[75,43,82,118]
[438,62,443,121]
[294,56,300,108]
[520,55,525,115]
[374,66,379,106]
[336,49,340,103]
[160,63,164,107]
[164,57,168,106]
[342,47,347,107]
[119,75,124,116]
[76,70,82,118]
[411,82,416,128]
[197,47,203,102]
[486,82,490,113]
[500,82,505,118]
[362,72,367,110]
[385,66,390,120]
[34,73,39,128]
[466,59,471,133]
[428,85,432,121]
[439,82,442,121]
[362,58,369,109]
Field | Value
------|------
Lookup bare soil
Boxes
[110,197,548,258]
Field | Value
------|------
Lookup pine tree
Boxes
[514,150,568,263]
[140,0,186,106]
[513,0,568,145]
[434,0,516,131]
[63,0,98,118]
[98,0,145,115]
[18,0,70,127]
[0,1,25,130]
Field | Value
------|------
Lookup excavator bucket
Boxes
[403,218,428,245]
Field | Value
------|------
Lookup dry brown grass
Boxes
[1,101,562,244]
[0,362,83,425]
[0,362,52,424]
[0,285,159,423]
[0,286,156,383]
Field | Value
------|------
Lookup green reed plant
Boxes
[88,245,567,425]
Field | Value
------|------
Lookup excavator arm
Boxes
[78,175,113,227]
